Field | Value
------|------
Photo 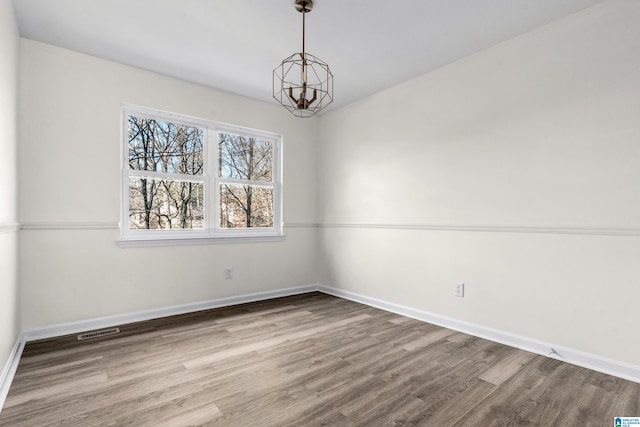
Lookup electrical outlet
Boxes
[225,267,233,280]
[454,282,464,297]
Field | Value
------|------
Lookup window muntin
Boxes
[121,106,282,243]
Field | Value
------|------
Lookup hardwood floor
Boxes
[0,292,638,426]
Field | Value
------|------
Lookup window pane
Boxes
[219,184,274,228]
[219,133,272,181]
[129,177,204,230]
[128,116,204,175]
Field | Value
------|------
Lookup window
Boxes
[120,105,282,246]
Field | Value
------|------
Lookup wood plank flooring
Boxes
[0,292,638,426]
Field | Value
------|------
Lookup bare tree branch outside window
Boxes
[219,133,274,228]
[128,116,204,230]
[122,108,280,240]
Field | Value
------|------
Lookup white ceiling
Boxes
[13,0,605,113]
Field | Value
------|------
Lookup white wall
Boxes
[19,40,317,329]
[0,0,21,374]
[14,0,640,373]
[317,0,640,366]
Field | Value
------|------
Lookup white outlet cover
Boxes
[454,282,464,297]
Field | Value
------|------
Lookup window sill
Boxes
[116,234,285,248]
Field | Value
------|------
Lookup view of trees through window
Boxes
[127,114,276,231]
[128,116,205,230]
[219,133,274,228]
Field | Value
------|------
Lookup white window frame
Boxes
[118,105,283,247]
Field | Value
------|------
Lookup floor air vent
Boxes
[77,327,120,341]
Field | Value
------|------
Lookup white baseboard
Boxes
[0,333,25,415]
[318,285,640,384]
[23,285,318,342]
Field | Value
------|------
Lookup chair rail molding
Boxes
[317,222,640,237]
[0,223,20,234]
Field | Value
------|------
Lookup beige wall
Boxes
[317,0,640,365]
[0,0,21,372]
[19,40,317,329]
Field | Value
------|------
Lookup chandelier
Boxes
[273,0,333,118]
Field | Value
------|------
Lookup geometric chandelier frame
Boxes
[273,0,333,118]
